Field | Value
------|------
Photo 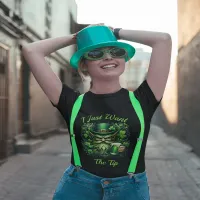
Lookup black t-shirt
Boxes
[54,80,160,178]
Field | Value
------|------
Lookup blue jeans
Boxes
[53,164,150,200]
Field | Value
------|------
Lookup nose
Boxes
[103,52,112,60]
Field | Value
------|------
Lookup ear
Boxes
[80,59,87,71]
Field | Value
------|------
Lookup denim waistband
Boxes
[66,164,148,189]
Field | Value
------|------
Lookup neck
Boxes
[90,78,121,94]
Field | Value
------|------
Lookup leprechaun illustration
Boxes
[82,123,130,157]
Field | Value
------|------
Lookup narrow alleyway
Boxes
[0,125,200,200]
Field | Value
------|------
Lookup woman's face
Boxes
[82,47,126,80]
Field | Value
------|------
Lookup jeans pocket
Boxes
[53,166,75,195]
[131,172,150,200]
[135,181,150,200]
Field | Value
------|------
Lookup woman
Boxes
[22,24,172,200]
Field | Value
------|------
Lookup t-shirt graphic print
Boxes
[81,116,130,162]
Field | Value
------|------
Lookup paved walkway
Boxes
[0,125,200,200]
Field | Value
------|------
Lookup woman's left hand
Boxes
[73,24,115,41]
[108,25,114,32]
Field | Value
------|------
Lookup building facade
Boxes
[120,48,151,91]
[0,0,78,161]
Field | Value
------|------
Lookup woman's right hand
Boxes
[22,35,78,105]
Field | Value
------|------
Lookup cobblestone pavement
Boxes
[0,125,200,200]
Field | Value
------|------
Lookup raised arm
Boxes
[119,29,172,101]
[22,34,76,105]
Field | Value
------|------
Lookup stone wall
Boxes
[152,0,200,156]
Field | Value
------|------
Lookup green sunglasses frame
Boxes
[83,47,128,61]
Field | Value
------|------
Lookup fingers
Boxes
[108,26,114,31]
[72,33,77,39]
[89,23,104,27]
[92,23,114,31]
[78,23,114,35]
[99,24,114,31]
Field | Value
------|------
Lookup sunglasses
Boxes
[83,47,127,60]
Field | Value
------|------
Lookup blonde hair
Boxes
[78,58,93,88]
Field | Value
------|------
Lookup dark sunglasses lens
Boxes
[87,50,104,59]
[110,48,126,57]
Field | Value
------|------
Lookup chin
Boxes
[99,71,123,80]
[103,66,124,75]
[90,66,125,79]
[107,70,124,76]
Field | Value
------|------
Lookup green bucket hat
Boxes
[70,26,136,69]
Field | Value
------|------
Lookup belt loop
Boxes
[76,166,81,172]
[128,172,134,179]
[69,167,76,176]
